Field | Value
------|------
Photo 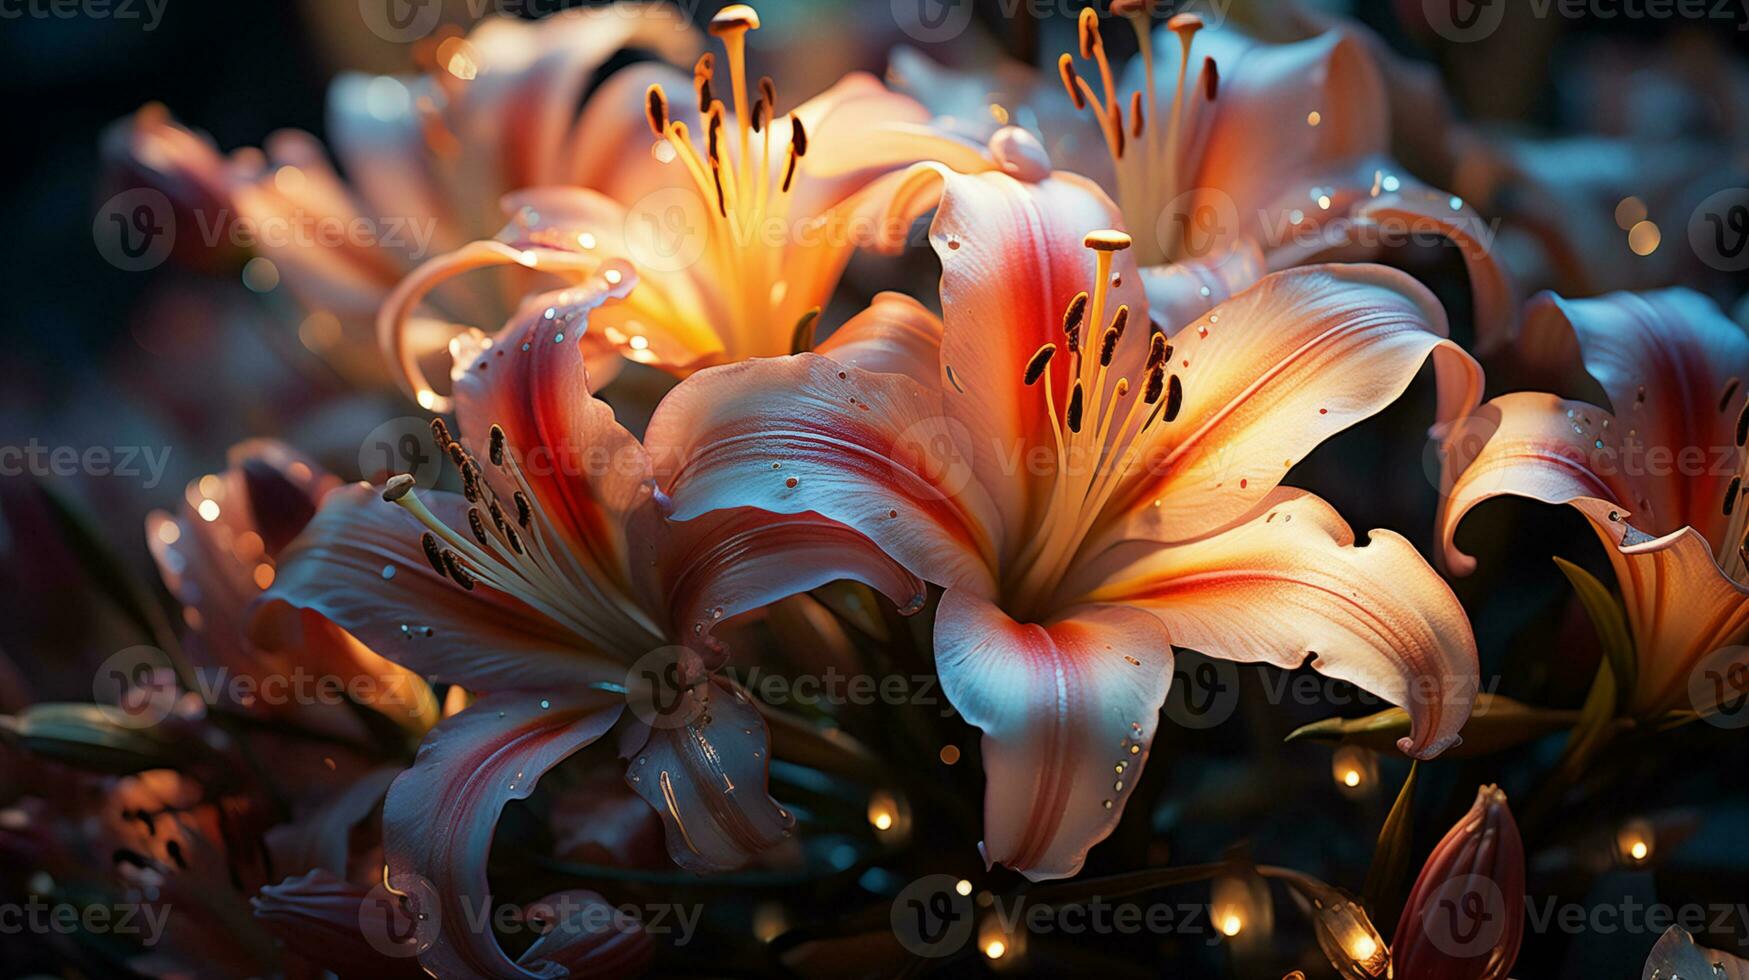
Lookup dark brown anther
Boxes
[1110,305,1130,339]
[645,85,668,137]
[1736,400,1749,447]
[1721,377,1741,413]
[430,417,453,447]
[1728,477,1742,517]
[440,550,475,591]
[1059,54,1085,111]
[488,498,509,535]
[1109,101,1125,158]
[751,97,768,133]
[514,491,533,528]
[1144,366,1165,404]
[420,532,445,574]
[759,75,777,112]
[445,440,467,469]
[1062,291,1089,345]
[488,424,506,467]
[1164,375,1184,422]
[1023,343,1057,386]
[1129,90,1144,137]
[789,114,808,157]
[1099,327,1120,367]
[790,308,821,354]
[505,525,525,556]
[1145,332,1166,370]
[1077,6,1099,59]
[1202,57,1219,101]
[1067,381,1086,433]
[467,508,490,546]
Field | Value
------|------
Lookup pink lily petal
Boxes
[650,506,925,659]
[813,291,944,388]
[251,483,626,693]
[382,691,622,979]
[933,589,1173,881]
[1139,239,1266,335]
[620,676,796,874]
[1437,392,1639,576]
[251,869,426,979]
[449,257,658,592]
[1080,489,1477,758]
[1519,288,1749,545]
[514,891,653,978]
[1106,264,1482,548]
[647,353,1002,594]
[883,162,1148,544]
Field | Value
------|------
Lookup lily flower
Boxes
[1392,785,1525,980]
[377,3,980,411]
[1643,925,1749,979]
[644,155,1481,879]
[1438,289,1749,720]
[105,3,703,394]
[250,262,923,975]
[888,5,1514,347]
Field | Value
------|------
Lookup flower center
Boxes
[381,419,664,655]
[643,3,816,358]
[1059,8,1217,266]
[1004,230,1185,617]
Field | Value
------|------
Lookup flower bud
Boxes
[1392,785,1525,980]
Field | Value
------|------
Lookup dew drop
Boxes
[539,699,551,709]
[785,477,799,488]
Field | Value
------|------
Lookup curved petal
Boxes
[650,507,925,657]
[646,353,1001,594]
[1181,27,1389,227]
[251,869,426,979]
[815,291,944,389]
[383,691,622,979]
[1600,522,1749,716]
[882,164,1148,546]
[515,890,653,978]
[1107,264,1482,546]
[1520,289,1749,545]
[251,484,624,692]
[1082,489,1477,758]
[933,590,1173,881]
[621,677,795,873]
[450,258,658,591]
[1437,392,1638,576]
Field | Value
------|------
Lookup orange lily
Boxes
[645,151,1481,880]
[1440,289,1749,720]
[378,3,982,411]
[888,6,1514,348]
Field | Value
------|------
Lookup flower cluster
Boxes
[8,1,1749,977]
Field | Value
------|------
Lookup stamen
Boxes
[1737,401,1749,447]
[468,508,490,546]
[1024,343,1057,385]
[1201,57,1219,100]
[1110,304,1130,339]
[708,3,760,33]
[382,474,416,502]
[693,54,715,109]
[1165,374,1184,422]
[488,424,506,466]
[513,491,533,528]
[645,85,668,137]
[1129,90,1144,138]
[1067,381,1086,433]
[759,75,777,112]
[420,532,445,574]
[781,114,806,192]
[1099,327,1120,367]
[430,417,453,447]
[1722,378,1741,413]
[1078,6,1100,59]
[1728,477,1742,517]
[1084,229,1133,251]
[790,307,820,354]
[1062,291,1089,348]
[440,549,475,591]
[1145,332,1166,370]
[488,498,509,535]
[1059,54,1086,111]
[1144,366,1165,404]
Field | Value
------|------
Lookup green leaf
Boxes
[1285,694,1581,757]
[1362,761,1418,923]
[1554,556,1636,714]
[0,703,183,774]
